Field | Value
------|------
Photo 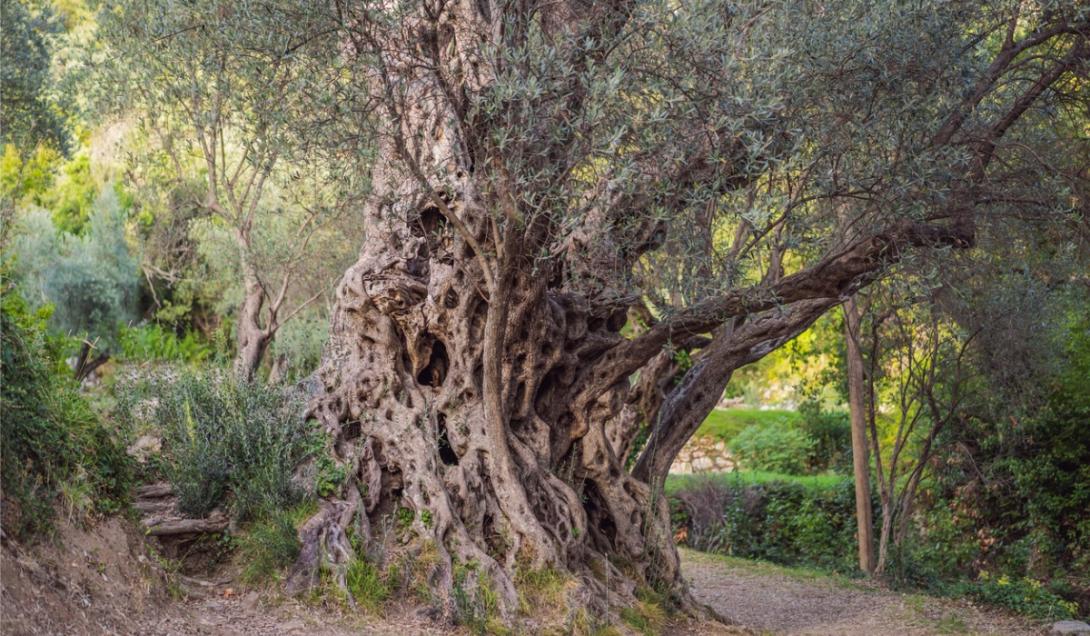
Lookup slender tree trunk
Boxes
[876,498,894,575]
[843,298,876,575]
[234,263,272,382]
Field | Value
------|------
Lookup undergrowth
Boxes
[115,368,317,520]
[0,276,132,539]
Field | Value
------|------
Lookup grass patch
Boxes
[237,502,315,585]
[516,566,570,616]
[346,557,391,612]
[694,408,801,444]
[620,588,668,635]
[679,548,865,590]
[664,470,849,496]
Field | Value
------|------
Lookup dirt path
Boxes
[679,548,1044,635]
[1,516,1047,635]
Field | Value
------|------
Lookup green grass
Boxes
[678,547,866,589]
[695,408,801,443]
[664,470,849,495]
[237,502,316,585]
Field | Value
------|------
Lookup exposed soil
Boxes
[0,517,1049,635]
[0,516,452,635]
[680,548,1047,635]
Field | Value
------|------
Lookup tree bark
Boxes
[234,262,273,382]
[843,297,876,576]
[293,0,1080,621]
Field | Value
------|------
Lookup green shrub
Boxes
[0,277,132,538]
[954,573,1078,620]
[117,369,317,520]
[118,323,212,363]
[11,195,140,351]
[924,314,1090,613]
[729,423,815,475]
[797,401,851,473]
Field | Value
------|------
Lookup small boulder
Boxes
[1051,621,1090,635]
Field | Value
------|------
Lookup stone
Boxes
[126,435,161,463]
[691,456,714,472]
[1051,621,1090,635]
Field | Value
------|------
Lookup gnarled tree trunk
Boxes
[286,0,1083,623]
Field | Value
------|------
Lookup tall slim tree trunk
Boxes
[843,298,876,575]
[234,264,271,382]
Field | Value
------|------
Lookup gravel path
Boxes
[679,548,1043,635]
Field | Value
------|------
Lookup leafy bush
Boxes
[117,369,317,519]
[954,573,1078,620]
[729,423,815,475]
[797,401,851,473]
[923,314,1090,613]
[11,194,140,349]
[669,473,862,573]
[0,277,132,538]
[118,322,212,363]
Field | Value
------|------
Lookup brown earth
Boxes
[0,516,1050,635]
[680,548,1048,636]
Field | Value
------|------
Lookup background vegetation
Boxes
[0,0,1086,626]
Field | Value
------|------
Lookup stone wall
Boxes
[670,435,736,474]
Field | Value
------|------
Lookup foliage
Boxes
[10,191,140,349]
[695,408,801,444]
[0,0,71,154]
[729,423,816,475]
[922,311,1090,612]
[1,143,61,204]
[43,153,97,233]
[116,368,317,519]
[117,322,212,364]
[954,573,1078,621]
[670,473,862,574]
[695,406,848,474]
[0,276,132,538]
[796,401,852,474]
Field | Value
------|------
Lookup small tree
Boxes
[97,0,358,380]
[844,281,977,575]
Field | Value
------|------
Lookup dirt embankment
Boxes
[0,516,445,635]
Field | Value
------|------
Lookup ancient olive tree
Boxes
[288,0,1087,619]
